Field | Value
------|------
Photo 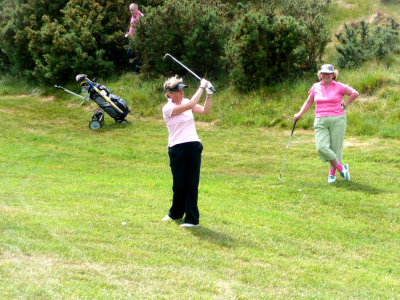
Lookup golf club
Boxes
[163,53,216,92]
[279,121,297,181]
[54,85,90,102]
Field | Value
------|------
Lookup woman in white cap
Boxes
[294,64,359,183]
[161,76,213,227]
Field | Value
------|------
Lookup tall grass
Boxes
[3,54,399,139]
[103,57,400,138]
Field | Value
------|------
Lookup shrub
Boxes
[335,19,400,69]
[280,0,331,70]
[225,12,302,91]
[0,0,130,83]
[0,49,9,74]
[133,0,229,78]
[27,0,116,83]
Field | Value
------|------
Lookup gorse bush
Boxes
[28,0,114,82]
[0,49,9,73]
[133,0,229,78]
[0,0,130,83]
[335,18,400,69]
[281,0,331,70]
[225,12,303,91]
[224,0,330,91]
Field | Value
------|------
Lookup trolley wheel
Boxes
[89,120,102,130]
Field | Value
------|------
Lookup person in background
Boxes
[161,76,214,227]
[125,3,144,74]
[294,64,359,184]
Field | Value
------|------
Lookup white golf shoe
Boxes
[180,223,199,228]
[328,175,336,183]
[340,164,350,182]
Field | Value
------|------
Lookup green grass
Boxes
[1,91,400,298]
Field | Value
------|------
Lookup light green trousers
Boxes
[314,115,347,163]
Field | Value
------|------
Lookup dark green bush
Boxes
[0,49,9,74]
[281,0,331,70]
[0,0,131,83]
[133,0,229,78]
[335,19,400,69]
[225,12,302,91]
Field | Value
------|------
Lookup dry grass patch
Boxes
[344,137,380,148]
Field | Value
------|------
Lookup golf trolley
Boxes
[55,75,130,130]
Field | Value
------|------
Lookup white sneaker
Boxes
[340,164,350,182]
[161,215,173,221]
[328,175,336,183]
[180,223,199,228]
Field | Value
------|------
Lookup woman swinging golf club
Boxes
[162,76,213,227]
[294,64,359,183]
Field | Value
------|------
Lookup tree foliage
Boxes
[133,0,229,78]
[281,0,331,70]
[0,0,354,90]
[0,0,130,83]
[225,12,303,91]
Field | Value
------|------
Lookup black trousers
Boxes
[168,141,203,224]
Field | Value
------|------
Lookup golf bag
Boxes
[78,75,130,130]
[82,78,129,121]
[55,75,130,130]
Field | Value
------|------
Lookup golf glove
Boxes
[206,83,214,95]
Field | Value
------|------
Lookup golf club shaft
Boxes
[55,85,89,101]
[164,53,216,92]
[164,53,202,81]
[279,121,297,180]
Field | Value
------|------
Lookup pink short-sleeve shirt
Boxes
[309,81,348,118]
[162,99,200,147]
[128,11,143,36]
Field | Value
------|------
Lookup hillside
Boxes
[2,0,400,137]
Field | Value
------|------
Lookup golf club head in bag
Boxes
[76,74,88,86]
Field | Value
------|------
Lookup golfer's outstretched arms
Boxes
[171,79,209,116]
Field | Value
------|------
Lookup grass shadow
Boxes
[185,226,237,248]
[94,120,132,132]
[334,180,387,194]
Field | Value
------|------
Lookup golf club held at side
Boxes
[279,121,297,181]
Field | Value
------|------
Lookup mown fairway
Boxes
[1,94,400,299]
